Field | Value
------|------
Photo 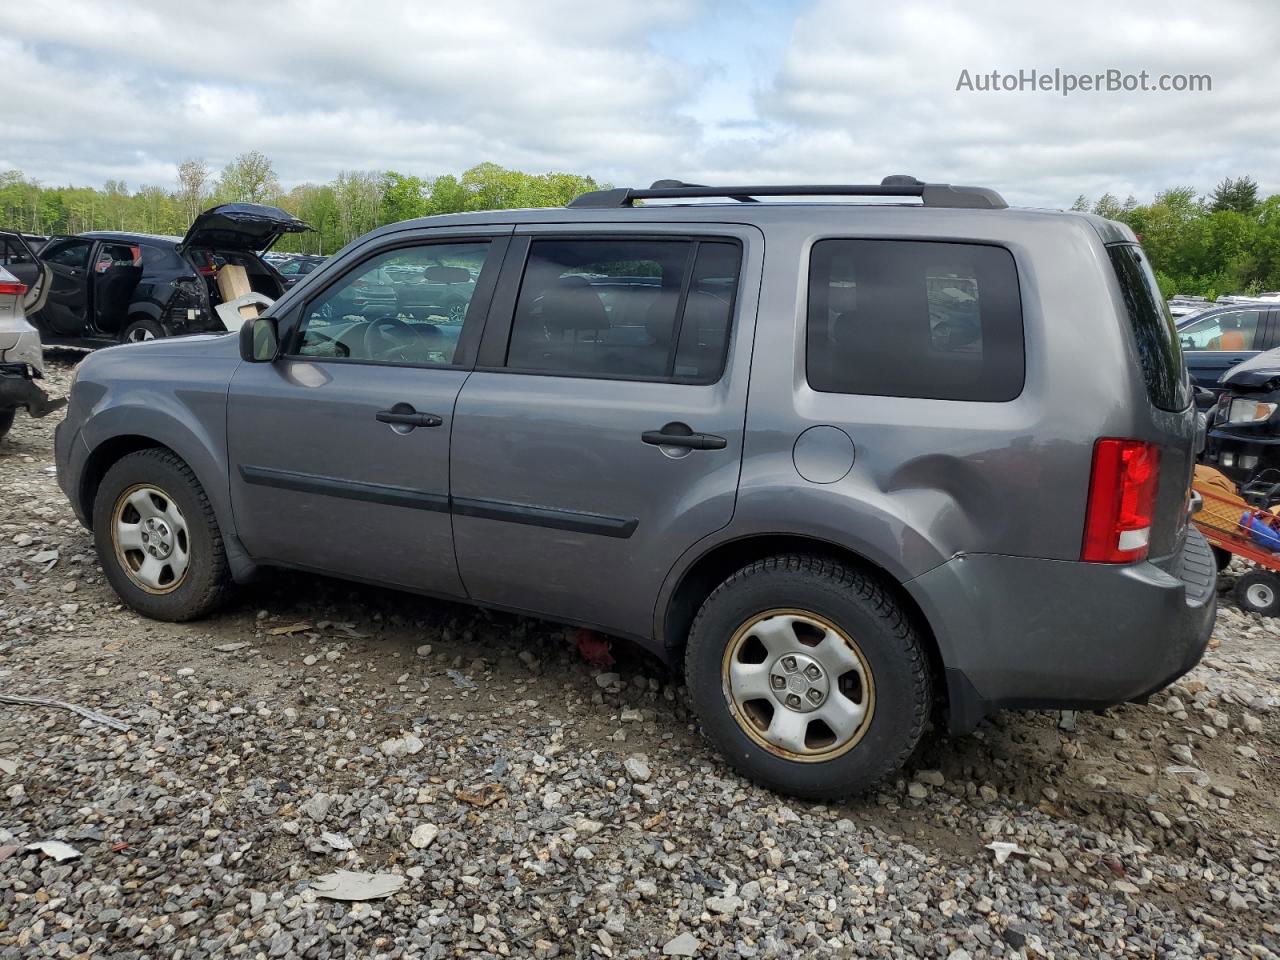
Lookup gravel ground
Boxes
[1,356,1279,959]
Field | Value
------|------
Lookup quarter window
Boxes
[41,238,93,270]
[505,238,739,382]
[1178,310,1261,351]
[1107,244,1190,412]
[806,239,1024,402]
[294,242,490,366]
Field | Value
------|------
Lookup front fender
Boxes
[68,340,252,577]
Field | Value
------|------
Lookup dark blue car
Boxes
[1176,302,1280,402]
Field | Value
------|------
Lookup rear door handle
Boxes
[376,409,442,428]
[642,422,727,450]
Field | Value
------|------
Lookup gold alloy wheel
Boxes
[721,608,875,762]
[110,484,191,595]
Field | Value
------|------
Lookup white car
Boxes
[0,259,62,441]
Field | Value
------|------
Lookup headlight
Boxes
[1226,399,1277,425]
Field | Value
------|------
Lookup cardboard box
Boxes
[216,265,263,322]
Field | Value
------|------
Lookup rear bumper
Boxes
[907,525,1216,733]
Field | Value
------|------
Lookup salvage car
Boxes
[0,262,63,441]
[1176,302,1280,399]
[24,204,311,347]
[1200,347,1280,490]
[55,178,1215,798]
[274,254,326,289]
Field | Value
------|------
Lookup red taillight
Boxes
[1082,438,1160,563]
[0,282,27,296]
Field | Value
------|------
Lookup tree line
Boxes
[0,152,601,257]
[1071,176,1280,299]
[2,154,1276,299]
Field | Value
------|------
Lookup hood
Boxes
[1220,346,1280,391]
[179,203,312,253]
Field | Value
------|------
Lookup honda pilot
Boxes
[54,178,1215,798]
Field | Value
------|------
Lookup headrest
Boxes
[541,274,606,333]
[424,265,470,284]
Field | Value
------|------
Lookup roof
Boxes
[80,231,183,245]
[1175,302,1275,326]
[352,199,1137,251]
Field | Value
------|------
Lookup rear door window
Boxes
[1107,243,1190,411]
[1178,310,1262,351]
[504,237,739,383]
[806,239,1024,401]
[0,235,33,266]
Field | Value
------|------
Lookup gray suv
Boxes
[54,178,1216,798]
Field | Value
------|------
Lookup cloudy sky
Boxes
[0,0,1273,208]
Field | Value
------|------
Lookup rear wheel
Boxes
[120,317,164,343]
[684,555,932,799]
[1234,570,1280,616]
[0,408,14,442]
[93,448,230,621]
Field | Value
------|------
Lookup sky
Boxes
[0,0,1273,208]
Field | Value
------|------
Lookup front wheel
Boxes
[93,448,230,621]
[0,408,14,442]
[684,555,932,799]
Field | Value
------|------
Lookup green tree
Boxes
[424,174,470,216]
[216,151,280,204]
[176,158,211,227]
[380,171,428,224]
[1092,193,1123,219]
[1209,176,1258,214]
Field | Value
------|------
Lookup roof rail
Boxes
[567,176,1008,210]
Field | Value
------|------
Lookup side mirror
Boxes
[239,315,280,362]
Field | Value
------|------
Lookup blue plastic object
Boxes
[1243,511,1280,551]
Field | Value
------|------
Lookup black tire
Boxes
[684,554,932,799]
[119,316,165,344]
[0,408,14,442]
[1211,546,1233,572]
[92,448,230,621]
[1233,570,1280,616]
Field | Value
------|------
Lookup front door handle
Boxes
[642,421,727,450]
[376,409,442,428]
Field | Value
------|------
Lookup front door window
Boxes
[294,243,489,366]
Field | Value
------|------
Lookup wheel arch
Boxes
[75,403,256,582]
[658,533,948,714]
[77,433,167,525]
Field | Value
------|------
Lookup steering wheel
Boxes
[362,315,439,362]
